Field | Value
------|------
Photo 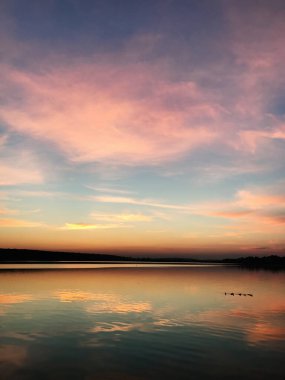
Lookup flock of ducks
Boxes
[225,292,253,297]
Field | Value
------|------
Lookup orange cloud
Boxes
[0,207,17,215]
[0,218,43,228]
[236,190,285,209]
[210,210,254,218]
[63,222,131,230]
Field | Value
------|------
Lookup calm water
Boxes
[0,264,284,380]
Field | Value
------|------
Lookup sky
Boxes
[0,0,285,257]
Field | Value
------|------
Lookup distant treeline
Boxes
[0,249,284,268]
[222,255,285,268]
[0,248,130,262]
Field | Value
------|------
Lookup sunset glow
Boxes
[0,0,284,256]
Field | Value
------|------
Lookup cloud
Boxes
[86,185,134,195]
[62,222,131,230]
[195,185,285,227]
[0,207,17,215]
[0,134,8,147]
[0,218,43,228]
[93,195,192,211]
[0,164,43,186]
[0,59,219,167]
[90,212,153,223]
[0,0,284,181]
[211,210,254,218]
[1,2,285,180]
[236,190,285,209]
[0,150,44,186]
[238,127,285,153]
[93,188,285,227]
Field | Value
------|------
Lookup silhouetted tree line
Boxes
[222,255,285,268]
[0,249,130,262]
[0,249,284,268]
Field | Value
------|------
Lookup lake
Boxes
[0,264,284,379]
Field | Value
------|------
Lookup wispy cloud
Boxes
[0,150,44,186]
[62,223,131,230]
[0,207,17,215]
[86,185,134,195]
[0,134,8,147]
[0,163,43,186]
[90,212,153,223]
[93,195,192,211]
[197,185,285,227]
[0,218,43,228]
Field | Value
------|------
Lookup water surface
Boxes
[0,264,284,379]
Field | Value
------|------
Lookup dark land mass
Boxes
[0,248,130,262]
[222,255,285,271]
[0,249,284,270]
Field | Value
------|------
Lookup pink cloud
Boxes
[1,21,284,171]
[0,163,44,186]
[0,0,284,178]
[206,188,285,229]
[238,127,285,153]
[0,59,221,166]
[90,212,153,223]
[236,190,285,209]
[0,147,44,185]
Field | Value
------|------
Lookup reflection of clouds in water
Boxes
[0,293,34,316]
[86,302,151,314]
[64,288,285,345]
[90,319,181,334]
[184,305,285,345]
[54,291,118,303]
[55,290,152,314]
[90,322,146,333]
[0,294,33,304]
[131,296,285,345]
[247,322,285,345]
[153,318,182,328]
[0,345,27,366]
